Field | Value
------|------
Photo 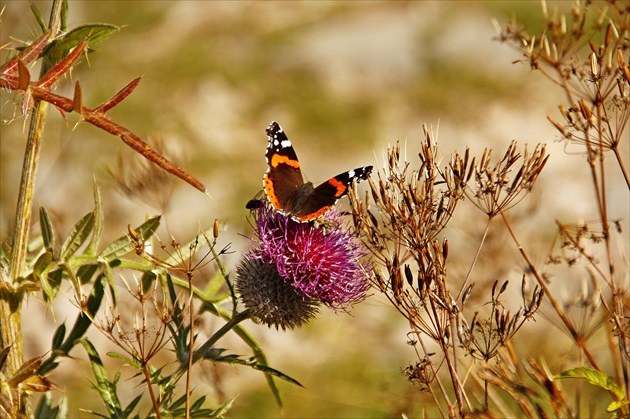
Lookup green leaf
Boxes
[102,262,117,307]
[555,367,625,401]
[33,251,53,299]
[39,207,55,256]
[61,276,105,353]
[86,182,104,256]
[100,215,161,261]
[75,263,99,285]
[60,0,68,32]
[39,276,105,375]
[209,396,236,418]
[141,271,156,294]
[108,258,153,272]
[122,394,142,418]
[34,392,68,419]
[33,251,52,277]
[29,3,47,32]
[79,339,123,417]
[43,269,63,302]
[107,352,142,371]
[43,23,121,65]
[51,323,66,351]
[215,356,303,387]
[608,400,630,413]
[59,211,95,261]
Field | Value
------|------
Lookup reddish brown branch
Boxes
[1,37,206,193]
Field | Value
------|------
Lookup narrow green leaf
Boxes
[86,182,103,256]
[169,394,187,410]
[29,3,47,32]
[35,392,55,419]
[33,251,52,276]
[60,0,68,32]
[60,262,83,301]
[141,271,156,294]
[102,262,117,307]
[108,258,153,272]
[555,367,625,401]
[235,324,283,407]
[39,207,55,256]
[107,352,142,370]
[215,356,302,387]
[100,215,161,261]
[608,400,630,413]
[51,323,66,351]
[190,395,206,411]
[59,276,104,353]
[39,277,105,376]
[59,212,95,261]
[209,396,236,418]
[122,394,143,418]
[79,339,123,417]
[75,263,99,285]
[44,269,63,302]
[34,392,68,419]
[43,23,121,65]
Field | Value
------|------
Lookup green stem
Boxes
[192,310,251,364]
[1,1,64,415]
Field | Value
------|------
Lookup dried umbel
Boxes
[349,124,550,415]
[349,126,469,335]
[466,142,548,217]
[236,200,371,330]
[350,126,468,268]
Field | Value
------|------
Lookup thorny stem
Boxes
[1,1,63,416]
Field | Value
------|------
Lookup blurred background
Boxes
[2,1,628,417]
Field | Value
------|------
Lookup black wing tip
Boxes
[266,121,281,136]
[358,165,373,180]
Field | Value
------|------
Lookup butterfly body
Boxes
[263,121,372,222]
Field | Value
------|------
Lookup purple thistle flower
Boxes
[236,200,371,328]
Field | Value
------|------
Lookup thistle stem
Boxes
[1,1,64,416]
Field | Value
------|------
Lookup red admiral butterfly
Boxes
[263,121,373,222]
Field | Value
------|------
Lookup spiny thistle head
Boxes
[236,258,320,330]
[236,200,371,330]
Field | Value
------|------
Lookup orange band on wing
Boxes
[328,178,348,197]
[297,205,334,222]
[270,154,300,169]
[263,174,282,210]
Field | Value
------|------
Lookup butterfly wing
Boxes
[292,166,373,222]
[263,121,305,213]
